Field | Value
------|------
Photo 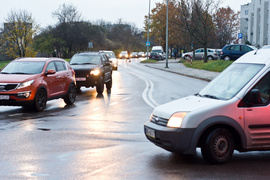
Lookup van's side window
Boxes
[243,72,270,107]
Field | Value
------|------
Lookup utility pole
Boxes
[165,0,169,68]
[147,0,151,60]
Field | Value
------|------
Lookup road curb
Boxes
[144,64,212,82]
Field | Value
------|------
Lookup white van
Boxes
[144,49,270,164]
[151,46,166,60]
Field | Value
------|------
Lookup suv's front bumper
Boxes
[75,75,101,88]
[144,121,195,154]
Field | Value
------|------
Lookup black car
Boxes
[70,52,112,94]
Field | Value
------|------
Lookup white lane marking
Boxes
[121,97,131,101]
[92,108,100,111]
[122,68,159,108]
[110,102,118,106]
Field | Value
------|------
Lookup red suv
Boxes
[0,57,76,111]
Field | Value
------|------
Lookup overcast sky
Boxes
[0,0,251,30]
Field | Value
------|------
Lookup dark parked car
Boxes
[100,50,118,70]
[70,52,112,94]
[0,57,76,112]
[221,44,256,61]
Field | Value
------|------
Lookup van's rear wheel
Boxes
[224,56,230,61]
[201,128,234,164]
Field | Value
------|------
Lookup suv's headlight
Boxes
[167,112,187,128]
[90,69,100,76]
[17,80,34,89]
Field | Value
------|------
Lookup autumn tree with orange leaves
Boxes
[213,7,240,48]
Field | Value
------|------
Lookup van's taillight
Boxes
[221,51,223,55]
[72,69,75,75]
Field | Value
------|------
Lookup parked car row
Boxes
[182,44,257,61]
[0,50,117,112]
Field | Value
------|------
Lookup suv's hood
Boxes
[70,64,101,70]
[0,74,39,83]
[153,95,221,119]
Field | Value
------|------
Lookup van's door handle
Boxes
[247,109,252,111]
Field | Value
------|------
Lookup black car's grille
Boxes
[74,70,90,77]
[150,115,168,127]
[0,83,18,92]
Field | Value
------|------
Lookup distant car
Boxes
[70,52,112,94]
[100,50,118,70]
[130,52,138,58]
[0,57,76,112]
[119,51,129,59]
[151,46,166,60]
[182,48,219,60]
[220,44,256,61]
[138,52,145,58]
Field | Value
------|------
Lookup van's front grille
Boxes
[150,115,168,127]
[0,83,18,92]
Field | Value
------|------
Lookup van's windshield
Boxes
[198,63,264,100]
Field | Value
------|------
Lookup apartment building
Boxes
[241,0,270,47]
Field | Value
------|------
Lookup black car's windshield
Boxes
[1,61,46,74]
[199,63,264,100]
[70,55,101,65]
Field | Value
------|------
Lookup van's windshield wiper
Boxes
[195,93,202,97]
[202,94,219,100]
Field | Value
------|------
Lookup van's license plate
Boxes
[0,95,9,100]
[145,127,155,138]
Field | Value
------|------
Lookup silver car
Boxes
[182,48,219,60]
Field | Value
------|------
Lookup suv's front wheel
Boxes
[106,75,112,94]
[96,77,104,94]
[201,128,234,164]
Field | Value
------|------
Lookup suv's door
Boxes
[55,61,69,95]
[243,72,270,148]
[44,61,61,97]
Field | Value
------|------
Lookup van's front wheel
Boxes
[201,128,234,164]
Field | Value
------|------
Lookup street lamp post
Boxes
[165,0,169,68]
[147,0,151,60]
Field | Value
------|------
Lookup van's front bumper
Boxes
[144,121,196,154]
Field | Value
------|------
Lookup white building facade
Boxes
[241,0,270,47]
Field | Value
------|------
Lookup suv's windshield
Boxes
[199,63,264,100]
[1,61,45,74]
[70,55,101,65]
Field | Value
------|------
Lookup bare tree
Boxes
[52,3,82,24]
[178,0,221,62]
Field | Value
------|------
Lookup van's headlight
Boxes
[90,70,100,76]
[167,112,187,128]
[17,80,34,89]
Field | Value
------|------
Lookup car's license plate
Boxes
[0,95,9,100]
[76,77,86,81]
[145,127,155,138]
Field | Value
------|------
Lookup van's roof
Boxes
[235,49,270,65]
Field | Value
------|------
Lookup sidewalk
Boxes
[143,59,220,82]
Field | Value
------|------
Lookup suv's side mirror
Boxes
[46,69,56,75]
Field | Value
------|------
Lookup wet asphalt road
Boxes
[0,59,270,179]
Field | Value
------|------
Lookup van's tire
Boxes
[201,128,234,164]
[33,88,47,112]
[96,77,104,94]
[64,84,76,105]
[224,56,231,61]
[207,56,213,60]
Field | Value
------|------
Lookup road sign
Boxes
[238,33,243,39]
[146,41,150,46]
[88,42,93,49]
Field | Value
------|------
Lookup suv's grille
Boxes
[150,115,168,127]
[0,83,18,92]
[74,70,90,77]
